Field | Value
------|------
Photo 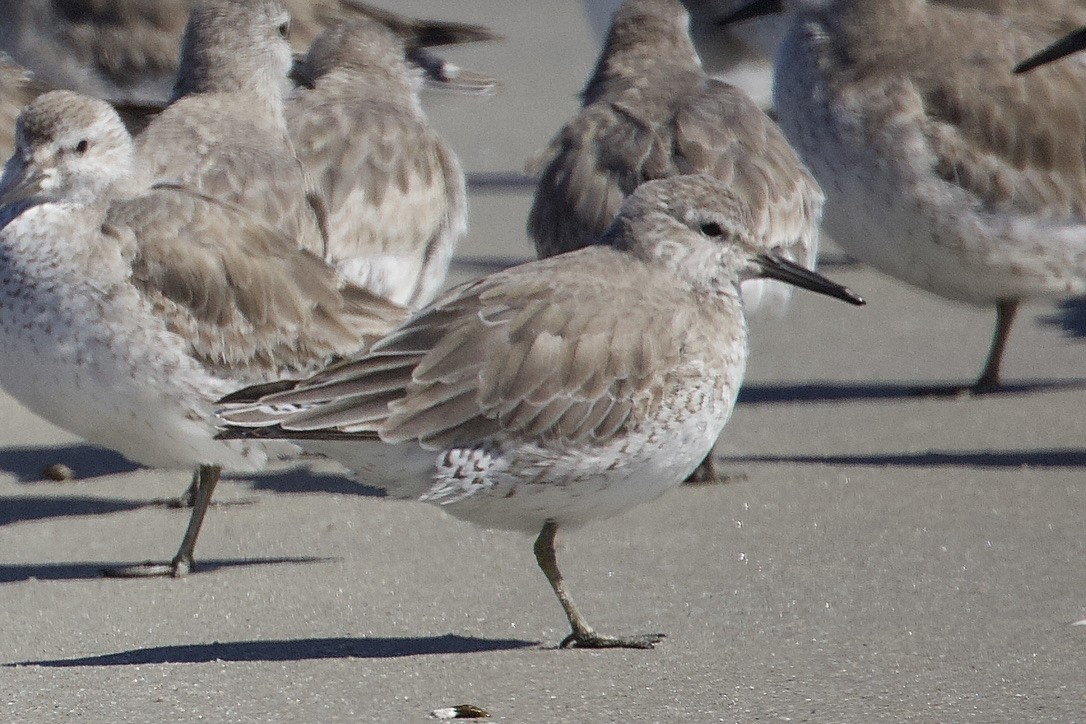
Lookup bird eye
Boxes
[277,21,290,38]
[74,139,89,154]
[700,221,724,237]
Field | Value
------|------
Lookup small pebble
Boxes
[41,463,75,481]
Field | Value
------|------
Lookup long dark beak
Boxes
[718,0,783,26]
[1014,27,1086,74]
[757,253,866,306]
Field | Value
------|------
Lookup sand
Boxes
[0,2,1082,721]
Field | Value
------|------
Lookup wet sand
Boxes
[0,2,1083,721]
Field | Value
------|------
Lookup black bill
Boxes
[757,253,866,306]
[1014,27,1086,74]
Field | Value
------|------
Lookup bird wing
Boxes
[526,86,676,256]
[288,89,465,308]
[222,248,704,450]
[108,184,407,380]
[836,12,1086,221]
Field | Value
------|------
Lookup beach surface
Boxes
[0,2,1083,721]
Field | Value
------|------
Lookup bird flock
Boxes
[0,0,1082,649]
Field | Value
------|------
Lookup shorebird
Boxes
[725,0,1086,393]
[0,90,407,576]
[530,0,823,482]
[0,0,498,103]
[529,0,823,316]
[287,18,467,309]
[135,0,326,258]
[218,173,865,649]
[582,0,789,110]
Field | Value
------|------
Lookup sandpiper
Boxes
[529,0,823,317]
[530,0,824,482]
[581,0,789,110]
[0,90,407,576]
[726,0,1086,392]
[135,0,327,257]
[287,18,467,310]
[218,174,865,649]
[0,0,498,103]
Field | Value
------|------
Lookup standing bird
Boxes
[218,174,865,649]
[529,0,823,316]
[0,0,499,104]
[724,0,1086,393]
[135,0,326,257]
[581,0,790,110]
[529,0,824,482]
[287,18,467,310]
[0,90,406,576]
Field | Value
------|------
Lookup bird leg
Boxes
[683,452,747,485]
[684,453,719,484]
[174,468,200,508]
[971,300,1019,394]
[166,463,221,576]
[103,464,222,578]
[533,520,665,650]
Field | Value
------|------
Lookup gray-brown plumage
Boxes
[584,0,789,110]
[0,54,44,157]
[528,0,823,316]
[287,19,466,309]
[219,174,865,648]
[0,90,407,577]
[0,0,498,103]
[113,186,404,377]
[531,0,823,483]
[0,52,169,158]
[136,0,325,256]
[731,0,1086,393]
[1015,19,1086,73]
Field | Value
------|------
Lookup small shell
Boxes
[430,704,491,719]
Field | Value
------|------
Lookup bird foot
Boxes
[683,467,748,485]
[558,631,665,650]
[152,495,256,510]
[911,380,1006,398]
[682,456,747,485]
[100,555,194,578]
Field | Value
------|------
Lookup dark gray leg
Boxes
[533,520,665,650]
[167,464,221,577]
[972,300,1019,394]
[103,464,222,578]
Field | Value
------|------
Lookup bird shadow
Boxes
[0,444,140,482]
[13,634,538,667]
[728,448,1086,469]
[736,378,1086,405]
[0,495,153,527]
[1037,297,1086,338]
[0,556,332,584]
[239,466,386,498]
